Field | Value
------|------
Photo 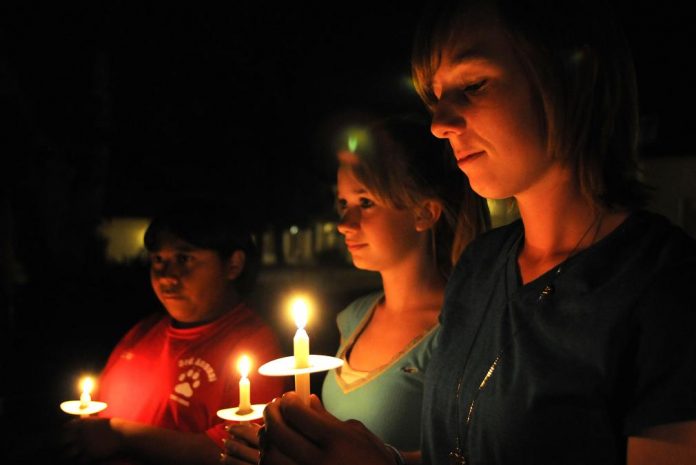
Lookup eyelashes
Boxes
[335,197,376,215]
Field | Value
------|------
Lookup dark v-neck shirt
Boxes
[422,210,696,465]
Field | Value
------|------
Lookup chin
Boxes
[351,259,379,272]
[162,303,193,319]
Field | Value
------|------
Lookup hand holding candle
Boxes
[237,355,252,415]
[291,296,311,404]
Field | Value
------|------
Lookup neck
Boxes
[517,190,600,262]
[514,171,603,284]
[171,290,242,328]
[378,251,445,314]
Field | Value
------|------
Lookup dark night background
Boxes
[1,1,694,463]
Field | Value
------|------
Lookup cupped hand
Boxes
[222,422,262,465]
[59,417,123,464]
[260,393,397,465]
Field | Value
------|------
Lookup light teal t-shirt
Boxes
[321,291,440,451]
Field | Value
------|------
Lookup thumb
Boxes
[309,394,326,413]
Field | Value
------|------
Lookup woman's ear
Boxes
[414,200,443,232]
[226,250,246,280]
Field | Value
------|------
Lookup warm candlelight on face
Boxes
[237,355,252,414]
[290,296,311,404]
[79,376,94,409]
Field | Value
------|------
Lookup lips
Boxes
[160,288,184,299]
[345,242,367,251]
[456,151,485,165]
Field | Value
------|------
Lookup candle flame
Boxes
[237,355,251,379]
[80,377,94,396]
[290,297,310,329]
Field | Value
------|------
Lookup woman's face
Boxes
[336,163,424,273]
[429,17,563,201]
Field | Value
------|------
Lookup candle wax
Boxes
[293,328,311,404]
[238,377,251,414]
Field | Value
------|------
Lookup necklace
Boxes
[537,211,604,302]
[448,211,604,465]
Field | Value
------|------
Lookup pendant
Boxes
[449,448,467,465]
[537,284,554,302]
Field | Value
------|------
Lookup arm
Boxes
[401,451,422,465]
[61,416,221,465]
[627,421,696,465]
[260,392,410,465]
[223,404,421,465]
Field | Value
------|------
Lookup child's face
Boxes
[335,163,424,273]
[149,234,236,323]
[429,17,563,202]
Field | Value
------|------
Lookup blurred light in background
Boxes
[97,218,150,263]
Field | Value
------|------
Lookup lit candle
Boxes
[291,297,311,405]
[237,355,252,415]
[79,376,94,410]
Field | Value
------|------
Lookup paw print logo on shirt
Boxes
[174,369,201,398]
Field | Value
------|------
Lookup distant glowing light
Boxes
[400,75,416,92]
[342,127,372,155]
[290,225,299,235]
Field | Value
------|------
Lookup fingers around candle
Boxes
[263,398,322,464]
[228,423,261,447]
[278,394,337,444]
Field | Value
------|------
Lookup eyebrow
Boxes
[337,187,369,198]
[449,49,493,68]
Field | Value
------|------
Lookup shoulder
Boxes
[597,210,696,284]
[448,219,522,285]
[336,291,383,335]
[622,210,696,260]
[459,219,522,266]
[219,303,284,358]
[218,302,269,327]
[120,312,167,341]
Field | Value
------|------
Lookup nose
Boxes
[151,260,180,281]
[430,98,466,140]
[337,207,359,235]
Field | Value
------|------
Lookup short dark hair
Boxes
[412,0,650,209]
[143,197,260,296]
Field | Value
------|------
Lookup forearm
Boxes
[384,445,421,465]
[627,421,696,465]
[111,418,221,465]
[401,450,422,465]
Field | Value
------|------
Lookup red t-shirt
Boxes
[96,302,286,448]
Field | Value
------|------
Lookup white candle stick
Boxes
[237,355,252,415]
[291,297,311,405]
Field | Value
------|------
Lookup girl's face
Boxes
[336,165,424,272]
[429,18,564,201]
